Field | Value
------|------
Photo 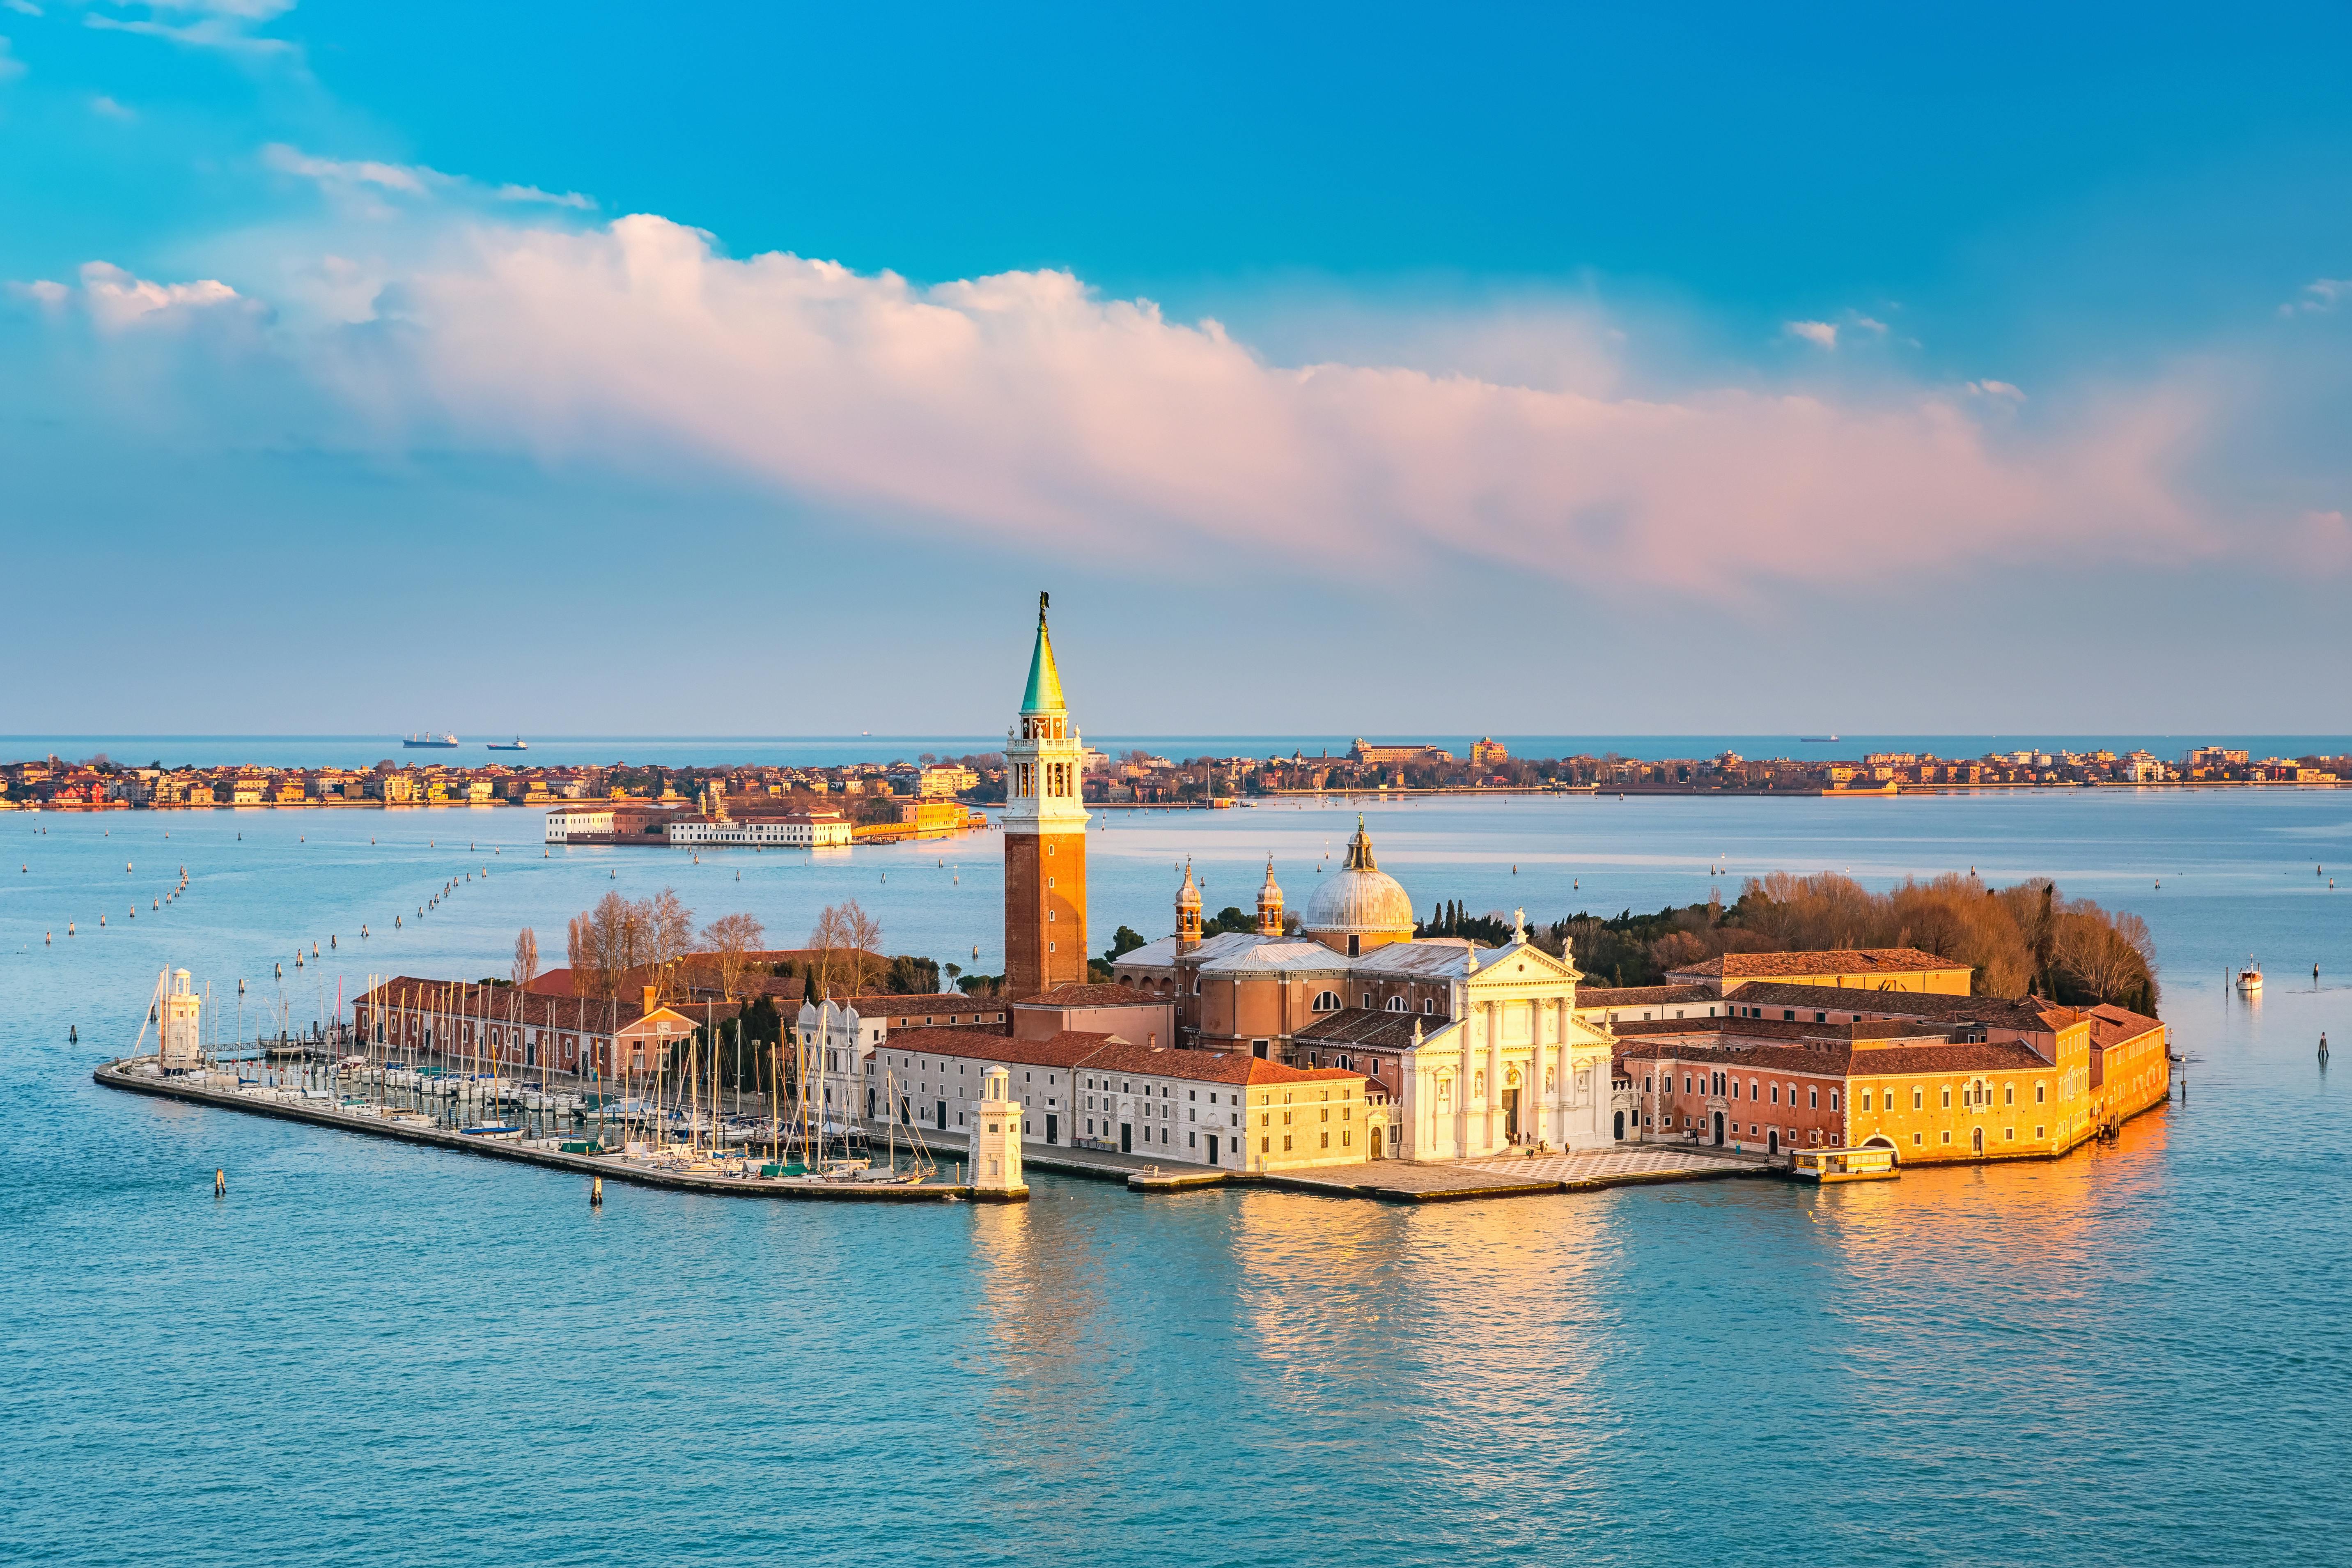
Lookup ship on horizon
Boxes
[403,732,460,749]
[485,737,529,751]
[1800,734,1840,743]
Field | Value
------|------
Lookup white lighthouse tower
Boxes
[967,1064,1028,1199]
[159,969,202,1073]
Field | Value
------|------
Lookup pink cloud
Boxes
[323,216,2223,590]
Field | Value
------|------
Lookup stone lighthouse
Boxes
[967,1064,1028,1200]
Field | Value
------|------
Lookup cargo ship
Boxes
[485,738,529,751]
[403,732,460,748]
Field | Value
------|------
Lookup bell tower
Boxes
[1175,861,1203,948]
[1002,592,1090,998]
[1255,859,1285,937]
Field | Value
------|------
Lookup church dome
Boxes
[1303,818,1415,937]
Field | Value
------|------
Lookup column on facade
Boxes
[1550,998,1569,1146]
[1454,1030,1472,1159]
[1483,1001,1502,1153]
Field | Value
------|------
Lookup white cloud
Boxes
[90,93,135,118]
[75,260,243,328]
[260,143,598,216]
[2285,277,2350,316]
[84,1,296,55]
[8,278,70,307]
[263,142,441,195]
[1852,315,1890,335]
[0,34,25,80]
[1,2,39,17]
[1784,319,1838,349]
[494,182,596,211]
[1967,379,2026,402]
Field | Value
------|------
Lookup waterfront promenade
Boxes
[96,1055,1768,1205]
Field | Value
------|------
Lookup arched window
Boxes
[1310,990,1341,1013]
[1385,995,1407,1012]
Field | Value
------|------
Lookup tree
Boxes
[647,887,695,1000]
[700,911,767,1001]
[811,900,884,998]
[511,927,540,989]
[1101,926,1147,966]
[884,954,941,994]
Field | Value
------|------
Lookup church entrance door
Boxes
[1503,1089,1520,1142]
[1613,1110,1624,1141]
[1208,1134,1219,1164]
[1370,1127,1381,1159]
[1120,1122,1132,1154]
[1712,1111,1726,1146]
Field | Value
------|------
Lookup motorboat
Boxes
[2237,963,2263,994]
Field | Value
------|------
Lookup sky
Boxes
[2,2,2349,738]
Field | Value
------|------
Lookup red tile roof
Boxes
[1012,983,1166,1007]
[1669,948,1969,980]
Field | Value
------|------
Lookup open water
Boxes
[2,789,2347,1566]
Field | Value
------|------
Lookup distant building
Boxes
[667,811,851,848]
[1469,737,1508,767]
[919,763,978,797]
[1002,594,1090,999]
[1349,739,1455,766]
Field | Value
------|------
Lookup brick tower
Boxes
[1002,592,1090,998]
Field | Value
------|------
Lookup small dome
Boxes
[1302,819,1414,937]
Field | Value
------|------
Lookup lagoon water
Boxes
[3,789,2348,1565]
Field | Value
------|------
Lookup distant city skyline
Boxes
[4,4,2349,732]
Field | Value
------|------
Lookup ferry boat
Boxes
[1791,1145,1898,1182]
[2237,962,2263,994]
[403,732,460,749]
[485,737,529,751]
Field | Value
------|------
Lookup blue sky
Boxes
[3,2,2348,737]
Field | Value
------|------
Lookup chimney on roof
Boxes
[642,985,657,1015]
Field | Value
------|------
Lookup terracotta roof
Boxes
[1615,1038,1858,1074]
[1704,982,2061,1035]
[1670,948,1969,980]
[356,976,696,1032]
[877,1027,1118,1070]
[2086,1004,2164,1049]
[820,993,987,1018]
[1012,983,1167,1007]
[1292,1009,1427,1049]
[1844,1040,2052,1075]
[1611,1016,1948,1050]
[1576,984,1718,1010]
[1086,1038,1367,1087]
[1616,1031,2049,1076]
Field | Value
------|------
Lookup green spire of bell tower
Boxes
[1021,590,1065,714]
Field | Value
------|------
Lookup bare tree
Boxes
[512,927,540,989]
[810,899,885,1000]
[701,911,766,1001]
[647,886,695,1002]
[840,901,884,995]
[810,904,850,1001]
[566,912,595,996]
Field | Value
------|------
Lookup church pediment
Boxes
[1464,937,1582,994]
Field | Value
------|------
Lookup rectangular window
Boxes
[1913,1132,1923,1146]
[1830,1091,1840,1110]
[1941,1088,1951,1109]
[1320,1132,1329,1149]
[2036,1125,2045,1138]
[1283,1135,1293,1152]
[2036,1084,2046,1103]
[1261,1136,1270,1153]
[1808,1087,1818,1109]
[1914,1088,1924,1110]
